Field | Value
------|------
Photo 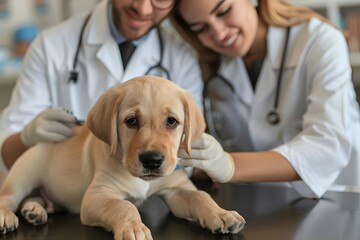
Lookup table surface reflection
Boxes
[0,182,359,240]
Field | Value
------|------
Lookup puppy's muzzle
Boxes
[139,151,164,170]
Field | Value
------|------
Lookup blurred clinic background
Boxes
[0,0,360,112]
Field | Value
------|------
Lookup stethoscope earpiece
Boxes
[267,111,280,125]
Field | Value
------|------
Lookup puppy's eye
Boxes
[126,117,138,127]
[167,117,178,128]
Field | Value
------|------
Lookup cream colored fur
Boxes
[0,76,245,239]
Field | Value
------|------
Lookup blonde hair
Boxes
[170,0,333,80]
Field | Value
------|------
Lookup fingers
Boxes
[182,133,213,150]
[21,108,80,147]
[39,121,73,138]
[42,108,77,123]
[38,131,72,142]
[178,148,206,160]
[179,159,205,169]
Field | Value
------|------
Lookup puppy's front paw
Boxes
[199,210,245,234]
[114,220,152,240]
[21,201,48,225]
[0,206,19,234]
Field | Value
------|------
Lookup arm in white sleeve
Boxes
[0,33,54,167]
[274,24,357,198]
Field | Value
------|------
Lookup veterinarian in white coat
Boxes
[173,0,360,198]
[0,0,203,178]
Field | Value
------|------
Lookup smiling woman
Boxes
[179,0,258,58]
[171,0,331,80]
[172,0,360,199]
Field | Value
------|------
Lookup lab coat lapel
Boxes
[122,29,160,81]
[219,57,253,106]
[96,40,123,80]
[86,0,123,81]
[256,26,292,104]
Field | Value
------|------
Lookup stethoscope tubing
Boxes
[203,27,291,127]
[273,27,291,114]
[144,30,171,80]
[203,73,241,146]
[266,27,290,125]
[68,14,92,83]
[68,12,170,83]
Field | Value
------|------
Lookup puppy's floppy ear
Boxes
[87,87,125,156]
[181,91,206,155]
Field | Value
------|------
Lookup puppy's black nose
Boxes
[139,151,164,170]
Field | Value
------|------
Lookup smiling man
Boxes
[0,0,203,176]
[112,0,171,38]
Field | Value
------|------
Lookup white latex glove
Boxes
[20,108,77,147]
[178,133,235,183]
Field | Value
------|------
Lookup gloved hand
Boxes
[20,108,77,147]
[178,133,235,183]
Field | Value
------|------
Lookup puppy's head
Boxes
[87,76,205,180]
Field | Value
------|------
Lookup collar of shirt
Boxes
[107,1,148,46]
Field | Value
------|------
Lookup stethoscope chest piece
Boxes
[267,111,280,125]
[68,70,79,83]
[265,27,290,126]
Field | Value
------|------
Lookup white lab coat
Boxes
[0,0,203,175]
[216,18,360,198]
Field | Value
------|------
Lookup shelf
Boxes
[291,0,360,26]
[291,0,360,68]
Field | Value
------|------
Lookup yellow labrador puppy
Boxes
[0,76,245,239]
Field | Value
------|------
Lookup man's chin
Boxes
[118,18,166,40]
[119,26,152,40]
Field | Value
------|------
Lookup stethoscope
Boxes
[68,13,171,83]
[204,27,291,127]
